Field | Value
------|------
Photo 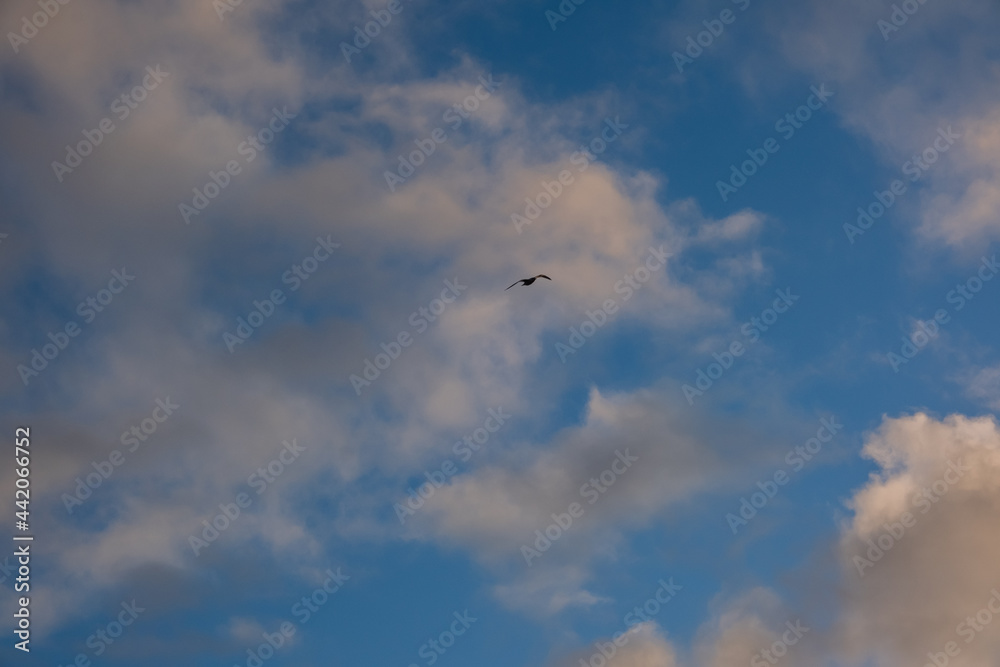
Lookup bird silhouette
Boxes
[505,274,552,290]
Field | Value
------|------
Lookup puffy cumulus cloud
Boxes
[550,622,680,667]
[548,586,818,667]
[758,0,1000,249]
[596,623,681,667]
[690,587,808,667]
[836,412,1000,666]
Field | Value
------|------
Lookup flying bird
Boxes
[505,274,552,290]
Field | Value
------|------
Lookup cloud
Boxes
[964,364,1000,411]
[600,623,681,667]
[406,386,725,552]
[538,411,1000,667]
[835,412,1000,666]
[920,109,1000,246]
[395,386,775,614]
[760,0,1000,250]
[690,587,803,667]
[541,402,1000,667]
[551,622,681,667]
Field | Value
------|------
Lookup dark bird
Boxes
[505,274,552,290]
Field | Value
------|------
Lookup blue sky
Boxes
[2,0,1000,665]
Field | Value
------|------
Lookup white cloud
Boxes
[551,622,681,667]
[835,412,1000,666]
[764,0,1000,250]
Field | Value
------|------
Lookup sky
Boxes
[2,0,1000,665]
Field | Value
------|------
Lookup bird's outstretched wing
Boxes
[536,274,552,281]
[505,280,523,290]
